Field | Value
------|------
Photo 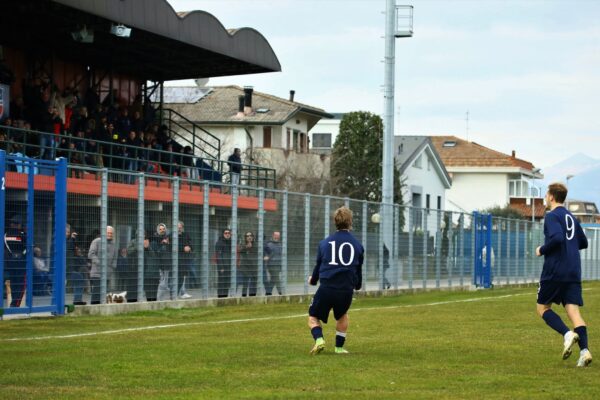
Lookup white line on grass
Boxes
[2,289,590,342]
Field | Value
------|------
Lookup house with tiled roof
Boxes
[430,136,544,218]
[162,85,333,190]
[394,136,451,212]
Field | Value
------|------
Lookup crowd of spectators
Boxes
[0,79,224,182]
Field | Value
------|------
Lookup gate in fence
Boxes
[473,211,493,288]
[0,150,67,317]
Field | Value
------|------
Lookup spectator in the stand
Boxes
[88,225,117,304]
[228,147,242,186]
[116,108,132,137]
[215,228,233,298]
[131,110,145,133]
[50,86,75,125]
[85,128,103,169]
[70,106,88,136]
[105,122,119,169]
[177,221,193,299]
[152,223,173,301]
[181,146,197,180]
[239,231,258,297]
[125,130,143,183]
[39,106,61,160]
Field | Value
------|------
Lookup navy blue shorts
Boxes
[537,281,583,306]
[308,286,353,324]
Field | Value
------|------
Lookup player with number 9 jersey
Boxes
[535,182,592,368]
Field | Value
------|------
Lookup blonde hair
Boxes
[334,206,353,230]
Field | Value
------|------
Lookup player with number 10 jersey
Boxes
[307,206,364,355]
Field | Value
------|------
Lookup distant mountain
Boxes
[541,153,600,207]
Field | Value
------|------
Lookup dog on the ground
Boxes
[106,291,127,304]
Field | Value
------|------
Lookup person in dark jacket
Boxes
[215,229,232,298]
[177,221,193,299]
[4,215,27,307]
[152,223,173,301]
[239,231,258,297]
[227,148,242,186]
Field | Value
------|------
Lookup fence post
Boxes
[324,197,330,236]
[408,207,414,289]
[137,173,145,301]
[422,209,428,289]
[447,211,454,288]
[0,150,5,312]
[304,194,311,295]
[281,191,288,295]
[258,188,265,296]
[378,203,384,290]
[231,186,238,296]
[54,157,67,314]
[394,204,400,289]
[361,201,368,293]
[202,182,210,299]
[100,168,108,303]
[435,210,441,288]
[172,177,179,300]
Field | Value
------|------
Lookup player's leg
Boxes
[308,316,325,354]
[565,303,592,367]
[332,290,353,354]
[334,314,349,354]
[537,282,576,359]
[308,289,328,354]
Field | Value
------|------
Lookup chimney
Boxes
[236,95,245,118]
[243,86,254,115]
[289,90,295,102]
[511,150,516,159]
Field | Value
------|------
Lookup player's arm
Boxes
[354,247,364,291]
[539,214,564,255]
[576,223,588,250]
[308,248,322,285]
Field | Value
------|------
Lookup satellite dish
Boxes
[194,78,209,87]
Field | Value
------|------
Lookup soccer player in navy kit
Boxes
[307,206,364,355]
[535,183,592,367]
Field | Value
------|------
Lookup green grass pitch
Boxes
[1,283,598,399]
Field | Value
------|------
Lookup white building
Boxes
[430,136,544,218]
[308,113,344,154]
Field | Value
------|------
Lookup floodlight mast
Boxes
[382,1,412,290]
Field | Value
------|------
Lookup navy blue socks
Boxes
[574,326,589,350]
[335,331,346,348]
[542,310,570,336]
[311,326,323,340]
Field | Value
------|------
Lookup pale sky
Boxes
[168,0,600,170]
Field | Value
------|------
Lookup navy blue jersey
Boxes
[310,230,364,290]
[539,206,588,282]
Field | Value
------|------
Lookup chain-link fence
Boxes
[4,162,600,309]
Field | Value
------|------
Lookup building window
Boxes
[427,156,432,171]
[437,196,441,210]
[312,133,332,148]
[426,194,430,209]
[509,179,530,197]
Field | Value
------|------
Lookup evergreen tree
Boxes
[331,111,403,204]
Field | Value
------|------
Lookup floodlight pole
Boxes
[382,0,412,289]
